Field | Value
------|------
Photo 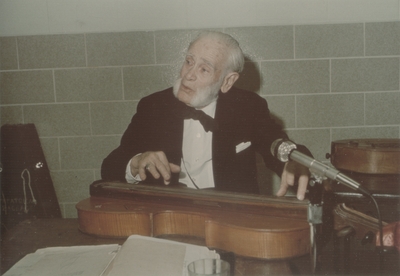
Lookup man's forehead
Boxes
[186,38,227,68]
[189,37,227,52]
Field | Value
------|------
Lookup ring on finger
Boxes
[145,164,150,170]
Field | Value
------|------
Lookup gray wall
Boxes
[1,22,399,218]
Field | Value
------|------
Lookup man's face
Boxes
[174,37,228,108]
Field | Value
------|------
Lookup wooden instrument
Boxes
[330,139,400,175]
[76,181,311,260]
[333,203,388,239]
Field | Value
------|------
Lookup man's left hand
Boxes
[277,161,309,200]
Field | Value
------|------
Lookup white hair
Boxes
[188,31,245,74]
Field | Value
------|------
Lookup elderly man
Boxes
[101,31,309,199]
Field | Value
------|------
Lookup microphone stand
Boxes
[306,166,385,274]
[272,139,385,273]
[307,173,324,274]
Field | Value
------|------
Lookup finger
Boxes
[141,151,173,184]
[296,174,309,200]
[276,170,289,197]
[285,169,295,186]
[161,163,180,185]
[153,152,174,184]
[138,166,147,181]
[139,152,178,185]
[276,182,289,197]
[155,152,172,173]
[144,161,161,180]
[129,154,145,180]
[137,152,161,180]
[169,163,181,174]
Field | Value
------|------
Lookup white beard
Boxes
[173,78,223,108]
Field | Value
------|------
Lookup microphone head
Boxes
[270,139,297,162]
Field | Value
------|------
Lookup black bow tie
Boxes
[181,105,218,132]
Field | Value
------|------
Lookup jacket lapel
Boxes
[212,91,238,190]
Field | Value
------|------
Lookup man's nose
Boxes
[183,66,197,81]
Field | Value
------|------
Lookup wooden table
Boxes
[2,218,398,275]
[0,218,312,275]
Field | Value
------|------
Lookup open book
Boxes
[4,235,219,276]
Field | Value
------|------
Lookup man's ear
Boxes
[220,72,239,93]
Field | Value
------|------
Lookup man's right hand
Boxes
[130,151,180,185]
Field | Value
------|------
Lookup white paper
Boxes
[4,235,219,276]
[3,244,120,276]
[104,235,219,276]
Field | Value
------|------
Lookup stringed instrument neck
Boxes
[334,203,388,239]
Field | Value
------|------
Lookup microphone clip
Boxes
[309,170,327,186]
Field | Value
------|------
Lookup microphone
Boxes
[271,139,371,197]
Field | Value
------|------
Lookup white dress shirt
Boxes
[125,101,216,189]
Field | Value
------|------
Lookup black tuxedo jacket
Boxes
[101,87,288,194]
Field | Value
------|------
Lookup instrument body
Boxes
[329,139,400,195]
[76,181,311,260]
[330,139,400,175]
[329,138,400,252]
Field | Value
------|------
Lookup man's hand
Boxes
[130,151,180,185]
[276,161,309,200]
